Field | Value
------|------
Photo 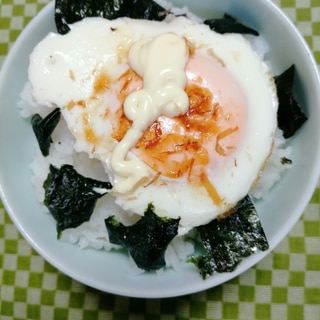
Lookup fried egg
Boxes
[28,16,278,234]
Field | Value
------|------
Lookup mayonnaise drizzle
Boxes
[111,33,190,193]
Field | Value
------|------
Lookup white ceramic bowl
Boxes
[1,0,320,298]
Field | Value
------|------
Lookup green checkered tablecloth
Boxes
[1,0,320,319]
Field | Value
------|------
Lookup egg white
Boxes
[28,16,278,234]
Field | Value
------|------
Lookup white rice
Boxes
[18,4,293,272]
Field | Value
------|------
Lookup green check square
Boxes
[54,308,69,319]
[44,262,57,273]
[41,290,55,305]
[272,287,288,303]
[297,8,311,21]
[307,255,320,270]
[5,239,18,254]
[83,310,99,319]
[256,270,272,286]
[255,304,271,320]
[273,253,290,269]
[239,286,255,302]
[13,5,25,16]
[289,271,305,286]
[288,305,304,320]
[69,292,85,308]
[228,277,239,285]
[9,30,22,43]
[28,272,43,288]
[27,304,40,319]
[190,300,206,319]
[57,273,72,290]
[1,301,14,317]
[207,286,223,301]
[37,3,48,11]
[0,18,10,29]
[289,237,305,253]
[14,287,27,302]
[304,221,320,237]
[0,224,4,238]
[17,256,31,270]
[305,288,320,304]
[3,270,15,285]
[223,302,238,319]
[313,22,320,35]
[23,17,33,27]
[280,0,295,7]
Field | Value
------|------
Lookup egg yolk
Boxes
[110,53,247,183]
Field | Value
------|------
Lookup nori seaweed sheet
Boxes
[275,65,308,139]
[190,196,269,279]
[31,108,61,157]
[204,14,259,36]
[43,164,112,238]
[55,0,167,34]
[105,203,180,271]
